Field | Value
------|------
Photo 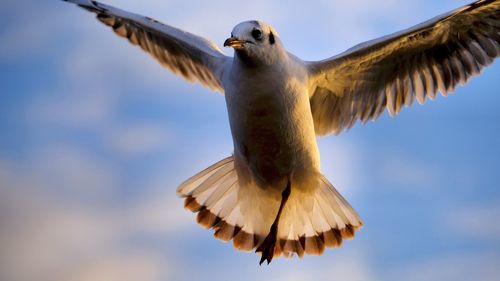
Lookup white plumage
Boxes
[63,0,499,264]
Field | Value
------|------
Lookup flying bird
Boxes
[63,0,499,264]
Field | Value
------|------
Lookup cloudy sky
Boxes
[1,0,499,280]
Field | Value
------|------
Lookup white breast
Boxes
[223,55,320,189]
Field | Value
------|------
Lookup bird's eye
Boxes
[251,29,263,40]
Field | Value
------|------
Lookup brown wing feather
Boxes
[308,0,499,135]
[65,0,228,92]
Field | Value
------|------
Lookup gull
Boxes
[63,0,499,264]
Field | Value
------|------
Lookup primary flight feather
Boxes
[62,0,499,264]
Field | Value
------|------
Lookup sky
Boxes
[0,0,499,280]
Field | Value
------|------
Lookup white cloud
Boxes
[323,258,377,281]
[273,253,377,281]
[124,166,195,234]
[444,203,500,242]
[129,189,192,234]
[29,90,115,129]
[30,145,118,199]
[0,172,118,281]
[375,148,440,190]
[390,253,500,281]
[106,123,172,156]
[0,149,189,281]
[317,138,363,197]
[61,252,171,281]
[60,35,178,91]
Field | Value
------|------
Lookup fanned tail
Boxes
[176,156,281,252]
[273,175,363,259]
[176,156,363,263]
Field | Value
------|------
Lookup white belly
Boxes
[224,62,320,189]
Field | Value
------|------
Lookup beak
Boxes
[224,37,246,49]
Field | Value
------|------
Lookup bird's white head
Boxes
[224,21,285,65]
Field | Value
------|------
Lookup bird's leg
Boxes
[256,179,291,265]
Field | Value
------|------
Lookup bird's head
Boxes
[224,21,284,64]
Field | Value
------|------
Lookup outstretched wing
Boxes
[307,0,499,135]
[64,0,229,92]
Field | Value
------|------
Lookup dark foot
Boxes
[256,181,291,265]
[256,224,278,265]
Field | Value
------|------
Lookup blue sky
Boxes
[1,0,499,280]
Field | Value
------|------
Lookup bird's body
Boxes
[221,40,331,262]
[63,0,499,265]
[224,45,317,190]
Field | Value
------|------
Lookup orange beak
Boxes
[224,37,246,49]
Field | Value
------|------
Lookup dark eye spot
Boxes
[251,29,263,40]
[269,32,275,45]
[230,32,234,38]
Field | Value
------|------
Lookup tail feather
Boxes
[177,157,233,196]
[275,175,362,258]
[176,156,363,262]
[177,156,279,252]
